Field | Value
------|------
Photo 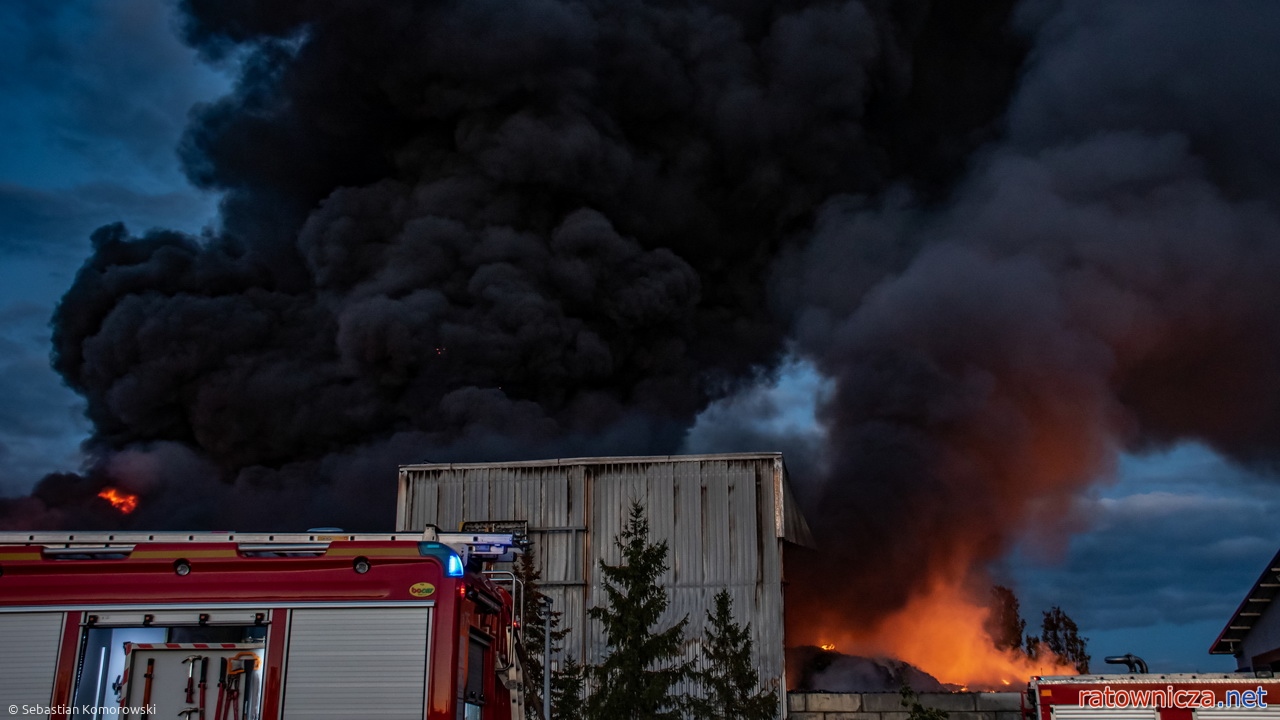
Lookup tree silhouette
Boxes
[552,657,586,720]
[688,589,778,720]
[986,585,1027,652]
[515,543,568,719]
[1038,606,1090,673]
[585,502,691,720]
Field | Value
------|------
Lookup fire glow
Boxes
[809,579,1076,689]
[97,487,138,514]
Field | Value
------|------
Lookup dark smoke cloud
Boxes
[785,0,1280,635]
[3,0,1026,531]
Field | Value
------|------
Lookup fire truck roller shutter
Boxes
[0,613,64,705]
[280,607,431,720]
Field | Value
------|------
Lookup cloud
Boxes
[0,0,225,493]
[1007,446,1280,642]
[682,355,833,497]
[0,303,87,494]
[0,0,230,190]
[0,182,217,255]
[1091,491,1254,523]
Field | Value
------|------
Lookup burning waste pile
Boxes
[788,647,950,694]
[787,586,1086,692]
[5,0,1280,692]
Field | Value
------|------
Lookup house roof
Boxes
[1209,546,1280,655]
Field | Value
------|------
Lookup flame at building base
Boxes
[800,579,1076,690]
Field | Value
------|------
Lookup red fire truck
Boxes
[0,529,528,720]
[1028,674,1280,720]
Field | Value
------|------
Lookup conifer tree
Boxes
[552,657,586,720]
[688,589,778,720]
[585,502,691,720]
[516,543,567,720]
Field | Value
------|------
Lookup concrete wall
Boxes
[787,691,1023,720]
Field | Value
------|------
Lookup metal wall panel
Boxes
[702,461,731,588]
[672,460,703,587]
[0,612,63,706]
[281,607,430,720]
[396,453,803,699]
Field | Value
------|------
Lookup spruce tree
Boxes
[688,589,778,720]
[515,543,567,720]
[552,657,586,720]
[585,502,691,720]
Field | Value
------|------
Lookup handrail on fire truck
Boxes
[0,527,523,563]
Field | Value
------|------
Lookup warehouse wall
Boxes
[788,691,1024,720]
[397,453,812,699]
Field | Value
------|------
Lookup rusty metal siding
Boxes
[396,453,805,701]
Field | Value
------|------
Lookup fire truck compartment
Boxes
[281,606,432,720]
[0,612,64,707]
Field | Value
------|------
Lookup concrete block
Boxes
[947,711,997,720]
[789,714,824,720]
[880,711,913,720]
[808,693,863,712]
[789,694,807,712]
[827,714,883,720]
[863,693,908,712]
[997,711,1024,720]
[918,693,979,711]
[975,693,1023,711]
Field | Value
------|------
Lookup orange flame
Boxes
[97,487,139,514]
[802,579,1076,689]
[819,643,836,651]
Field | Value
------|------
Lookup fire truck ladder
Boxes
[0,527,522,563]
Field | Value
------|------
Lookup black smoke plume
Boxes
[779,0,1280,641]
[3,0,1023,532]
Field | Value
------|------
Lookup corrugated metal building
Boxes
[396,452,814,701]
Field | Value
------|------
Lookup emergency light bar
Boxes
[422,527,523,566]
